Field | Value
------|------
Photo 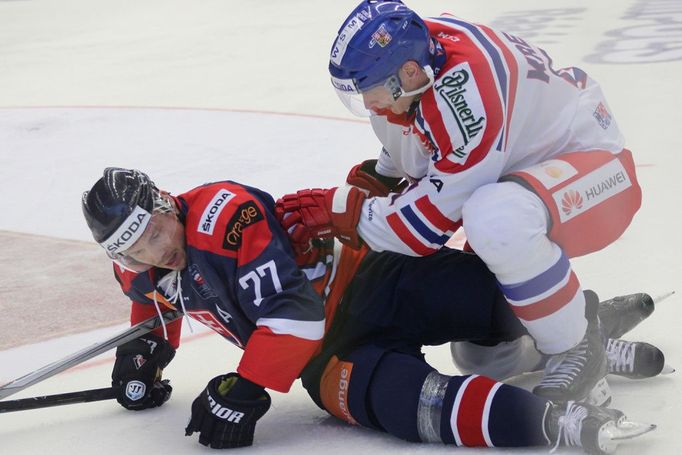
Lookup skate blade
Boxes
[661,363,675,375]
[652,291,675,305]
[584,377,611,407]
[611,420,657,440]
[597,420,656,455]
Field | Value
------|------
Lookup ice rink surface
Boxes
[0,0,680,453]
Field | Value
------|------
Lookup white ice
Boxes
[0,0,680,453]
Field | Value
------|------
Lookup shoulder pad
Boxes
[182,182,271,259]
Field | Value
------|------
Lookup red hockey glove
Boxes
[276,186,366,250]
[346,159,405,197]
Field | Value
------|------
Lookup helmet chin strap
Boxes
[393,65,435,100]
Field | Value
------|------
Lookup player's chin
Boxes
[164,250,187,270]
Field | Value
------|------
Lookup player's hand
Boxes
[275,187,366,250]
[111,333,175,410]
[185,373,271,449]
[346,159,405,197]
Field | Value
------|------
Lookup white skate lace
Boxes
[538,339,588,388]
[550,401,587,453]
[606,339,635,374]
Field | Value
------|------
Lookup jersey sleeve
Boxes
[356,149,505,256]
[235,195,325,392]
[190,184,326,393]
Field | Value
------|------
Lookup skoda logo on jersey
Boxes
[189,264,217,299]
[125,380,147,401]
[198,189,235,235]
[102,206,151,254]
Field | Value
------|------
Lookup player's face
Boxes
[124,212,186,270]
[361,86,414,115]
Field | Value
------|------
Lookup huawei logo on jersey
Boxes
[561,190,584,215]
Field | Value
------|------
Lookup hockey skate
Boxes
[544,401,656,454]
[533,291,609,405]
[606,338,673,379]
[598,293,655,339]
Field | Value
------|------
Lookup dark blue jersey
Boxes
[114,181,325,392]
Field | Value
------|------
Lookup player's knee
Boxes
[318,346,435,442]
[368,352,437,442]
[463,182,548,265]
[317,345,387,429]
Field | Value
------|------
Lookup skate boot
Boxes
[544,401,656,454]
[598,293,655,339]
[606,338,670,379]
[533,291,609,405]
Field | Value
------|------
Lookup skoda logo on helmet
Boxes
[102,205,152,254]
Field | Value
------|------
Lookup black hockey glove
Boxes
[185,373,271,449]
[111,332,176,410]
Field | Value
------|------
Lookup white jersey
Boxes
[358,14,625,256]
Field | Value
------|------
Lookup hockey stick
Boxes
[0,310,183,401]
[0,387,117,413]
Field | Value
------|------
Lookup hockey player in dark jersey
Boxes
[81,168,658,453]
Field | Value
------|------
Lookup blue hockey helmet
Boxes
[329,0,435,115]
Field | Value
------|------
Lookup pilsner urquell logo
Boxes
[561,190,583,215]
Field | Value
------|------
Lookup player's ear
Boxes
[400,61,421,85]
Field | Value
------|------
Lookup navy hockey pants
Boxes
[301,248,551,447]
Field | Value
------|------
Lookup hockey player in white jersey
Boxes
[276,0,643,405]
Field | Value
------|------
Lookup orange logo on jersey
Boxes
[320,356,358,425]
[222,201,264,250]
